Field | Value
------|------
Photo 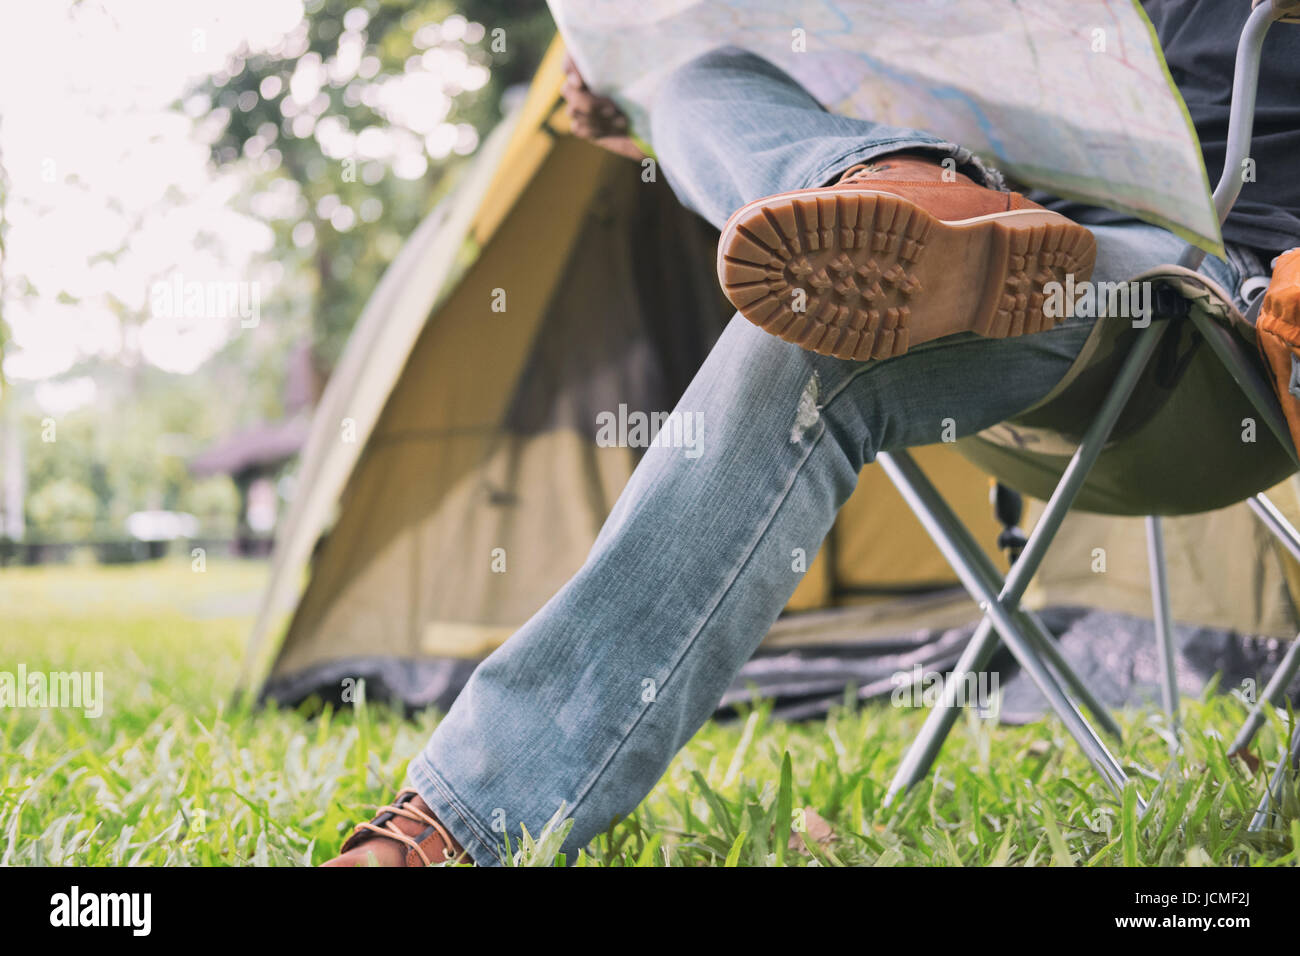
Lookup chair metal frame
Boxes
[880,0,1300,833]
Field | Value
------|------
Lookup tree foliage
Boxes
[190,0,554,369]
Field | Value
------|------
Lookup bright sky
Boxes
[0,0,486,414]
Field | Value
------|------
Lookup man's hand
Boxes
[561,55,647,162]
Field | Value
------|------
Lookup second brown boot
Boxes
[321,788,469,867]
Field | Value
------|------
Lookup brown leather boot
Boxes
[321,789,470,867]
[717,154,1097,360]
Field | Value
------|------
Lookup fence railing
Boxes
[0,535,273,566]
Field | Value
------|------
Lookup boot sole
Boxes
[717,189,1097,361]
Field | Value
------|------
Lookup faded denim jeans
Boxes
[408,47,1256,864]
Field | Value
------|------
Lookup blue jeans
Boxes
[408,47,1254,865]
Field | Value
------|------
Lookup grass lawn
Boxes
[1,558,1297,866]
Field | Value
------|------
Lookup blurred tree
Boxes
[190,0,555,371]
[9,2,557,549]
[0,130,9,381]
[181,475,242,537]
[17,357,252,540]
[26,477,98,542]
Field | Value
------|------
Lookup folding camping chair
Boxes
[879,0,1300,833]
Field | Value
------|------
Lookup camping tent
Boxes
[240,40,1300,717]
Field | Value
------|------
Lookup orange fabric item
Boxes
[1256,249,1300,451]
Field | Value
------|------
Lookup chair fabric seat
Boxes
[957,266,1297,515]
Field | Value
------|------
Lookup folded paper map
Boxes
[548,0,1222,254]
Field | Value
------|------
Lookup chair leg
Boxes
[1248,718,1300,833]
[1016,605,1125,740]
[987,487,1125,738]
[881,450,1135,800]
[1231,636,1300,756]
[886,614,1001,803]
[884,598,1133,803]
[890,457,1124,737]
[1250,492,1300,562]
[881,464,1123,803]
[1228,494,1300,754]
[1239,495,1300,834]
[1145,516,1180,736]
[882,320,1171,804]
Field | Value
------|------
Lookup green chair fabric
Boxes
[957,266,1296,515]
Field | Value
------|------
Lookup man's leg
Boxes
[654,47,1096,362]
[648,46,1007,230]
[407,220,1197,866]
[392,48,1218,866]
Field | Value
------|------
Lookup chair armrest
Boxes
[1256,0,1300,23]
